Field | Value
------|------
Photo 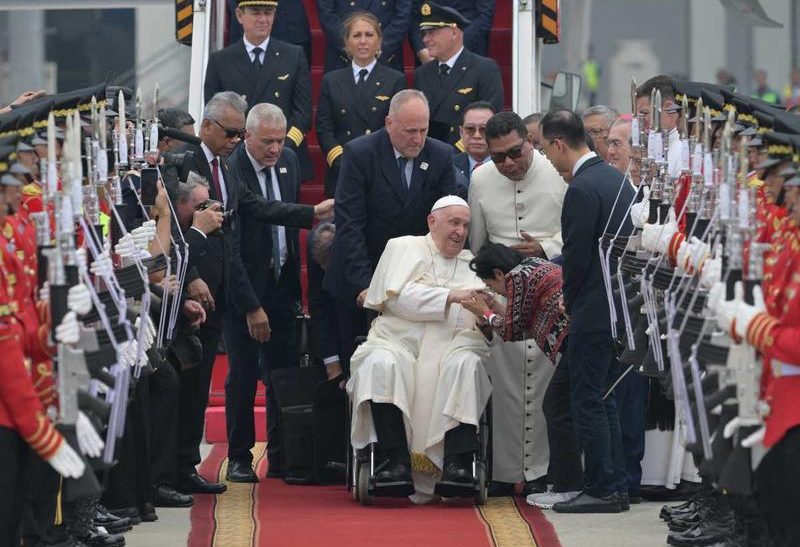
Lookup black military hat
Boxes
[755,131,794,170]
[235,0,277,9]
[731,97,759,136]
[419,2,471,31]
[773,110,800,135]
[699,89,728,122]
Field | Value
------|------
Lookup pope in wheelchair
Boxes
[347,196,492,504]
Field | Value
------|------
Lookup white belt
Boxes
[772,360,800,378]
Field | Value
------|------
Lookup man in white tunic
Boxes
[469,111,567,496]
[348,196,491,502]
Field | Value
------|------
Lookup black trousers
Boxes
[223,274,297,469]
[149,361,181,486]
[177,307,223,478]
[0,426,32,545]
[614,365,648,495]
[756,425,800,547]
[21,455,60,545]
[334,296,370,372]
[567,331,627,498]
[104,374,152,509]
[542,353,584,493]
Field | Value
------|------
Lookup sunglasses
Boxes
[213,120,245,139]
[490,143,526,164]
[462,125,486,136]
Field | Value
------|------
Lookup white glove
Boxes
[75,247,88,275]
[641,209,678,254]
[699,248,722,289]
[680,237,710,274]
[135,315,155,351]
[716,281,744,340]
[90,253,114,278]
[67,284,93,315]
[131,220,156,250]
[629,186,650,229]
[706,281,726,313]
[723,416,763,440]
[39,281,50,302]
[55,311,80,345]
[741,426,766,448]
[733,284,765,340]
[114,234,138,258]
[47,440,86,478]
[75,411,104,458]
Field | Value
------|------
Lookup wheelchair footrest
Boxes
[434,480,477,498]
[372,480,415,497]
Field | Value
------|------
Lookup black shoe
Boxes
[373,458,414,497]
[552,492,623,514]
[105,507,141,526]
[487,481,515,497]
[522,476,548,497]
[641,481,699,502]
[79,529,125,547]
[440,458,473,485]
[226,461,258,483]
[153,484,195,508]
[95,505,132,534]
[666,521,732,546]
[628,491,642,504]
[139,502,158,522]
[620,493,630,511]
[176,472,228,494]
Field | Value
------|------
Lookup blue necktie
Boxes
[398,157,410,189]
[263,168,282,280]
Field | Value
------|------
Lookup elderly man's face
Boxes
[177,185,209,228]
[201,106,245,157]
[236,6,275,44]
[386,98,429,159]
[459,108,493,161]
[583,114,611,160]
[606,122,631,172]
[245,120,285,168]
[428,205,470,258]
[422,27,458,61]
[526,121,542,151]
[488,131,532,182]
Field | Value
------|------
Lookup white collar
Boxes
[572,150,597,177]
[245,145,267,175]
[352,59,378,79]
[200,142,216,164]
[440,47,464,69]
[243,36,270,54]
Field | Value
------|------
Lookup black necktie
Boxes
[398,157,410,189]
[252,47,263,69]
[357,68,369,87]
[439,63,450,78]
[262,167,282,280]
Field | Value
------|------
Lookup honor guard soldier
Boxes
[204,0,314,180]
[412,2,503,146]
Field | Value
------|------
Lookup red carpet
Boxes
[188,443,561,547]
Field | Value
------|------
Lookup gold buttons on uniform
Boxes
[346,130,351,136]
[365,129,371,134]
[371,106,377,112]
[454,105,460,111]
[275,91,280,98]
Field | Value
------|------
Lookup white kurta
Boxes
[347,235,491,498]
[468,151,566,482]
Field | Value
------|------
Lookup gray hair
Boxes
[388,89,428,117]
[310,222,336,266]
[176,171,209,203]
[582,105,618,128]
[204,91,248,121]
[609,118,632,144]
[522,112,543,126]
[246,103,287,132]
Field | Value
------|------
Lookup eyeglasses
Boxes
[607,138,625,150]
[490,142,526,164]
[213,120,245,139]
[586,128,608,138]
[462,125,486,136]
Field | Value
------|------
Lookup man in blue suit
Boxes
[316,0,412,73]
[323,89,459,368]
[539,109,634,514]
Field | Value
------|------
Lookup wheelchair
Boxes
[347,402,491,506]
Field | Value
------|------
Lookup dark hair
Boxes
[469,242,524,279]
[522,113,543,126]
[539,109,587,149]
[635,75,676,102]
[159,107,195,130]
[460,101,496,126]
[485,111,527,143]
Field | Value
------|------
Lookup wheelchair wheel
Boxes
[358,462,373,506]
[473,461,487,506]
[352,453,361,503]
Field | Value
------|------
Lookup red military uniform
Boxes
[745,219,800,447]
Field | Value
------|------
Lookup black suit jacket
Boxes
[316,63,406,197]
[203,38,313,180]
[226,144,302,315]
[413,48,503,144]
[323,129,459,300]
[409,0,496,56]
[316,0,412,73]
[184,142,315,310]
[560,155,635,334]
[452,152,471,180]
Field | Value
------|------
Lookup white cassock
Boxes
[347,234,491,499]
[468,151,566,483]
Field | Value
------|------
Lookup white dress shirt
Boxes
[244,36,270,64]
[439,47,464,71]
[247,148,287,268]
[200,142,228,206]
[572,151,598,177]
[351,59,378,83]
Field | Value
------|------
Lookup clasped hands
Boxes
[454,289,501,318]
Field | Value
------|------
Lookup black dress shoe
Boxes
[79,529,125,547]
[375,460,413,484]
[552,492,623,514]
[487,481,515,497]
[176,472,228,494]
[522,476,548,497]
[153,484,195,508]
[441,459,473,484]
[666,521,732,546]
[226,461,259,483]
[95,506,132,534]
[105,507,141,526]
[620,493,630,511]
[139,502,158,522]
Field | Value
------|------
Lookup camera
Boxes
[196,199,232,236]
[162,149,195,171]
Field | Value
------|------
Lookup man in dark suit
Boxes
[539,109,634,514]
[412,2,503,145]
[452,100,494,184]
[409,0,495,58]
[223,103,304,482]
[316,0,412,73]
[204,0,313,180]
[227,0,312,67]
[175,91,331,495]
[323,89,459,368]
